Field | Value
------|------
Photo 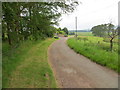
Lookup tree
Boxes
[91,23,118,51]
[62,27,68,35]
[107,23,118,51]
[2,1,79,45]
[91,24,107,37]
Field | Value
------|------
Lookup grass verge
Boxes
[3,38,57,88]
[67,37,119,73]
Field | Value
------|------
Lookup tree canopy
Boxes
[91,24,108,37]
[2,1,79,45]
[91,23,118,51]
[62,27,68,35]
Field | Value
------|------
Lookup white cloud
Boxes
[59,0,119,30]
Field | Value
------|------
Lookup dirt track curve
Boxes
[48,37,118,88]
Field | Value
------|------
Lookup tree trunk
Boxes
[110,38,113,51]
[7,24,12,45]
[2,32,5,41]
[7,33,12,45]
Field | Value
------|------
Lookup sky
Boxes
[59,0,119,30]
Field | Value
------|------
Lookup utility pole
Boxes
[75,16,77,37]
[118,2,120,36]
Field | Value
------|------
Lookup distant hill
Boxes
[69,30,91,32]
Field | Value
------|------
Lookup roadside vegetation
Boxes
[91,23,118,51]
[2,2,75,45]
[2,1,78,88]
[67,23,119,73]
[3,38,57,88]
[67,36,119,72]
[55,27,69,37]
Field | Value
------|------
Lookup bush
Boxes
[54,36,59,39]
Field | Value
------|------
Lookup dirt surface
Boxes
[48,37,118,88]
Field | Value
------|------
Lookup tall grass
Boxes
[67,37,119,73]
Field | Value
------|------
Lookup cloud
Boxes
[59,0,119,30]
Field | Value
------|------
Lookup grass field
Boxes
[67,36,119,73]
[77,32,93,36]
[3,38,57,88]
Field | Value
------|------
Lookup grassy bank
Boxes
[3,38,57,88]
[67,37,119,73]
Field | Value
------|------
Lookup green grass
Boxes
[77,32,93,36]
[67,37,119,73]
[3,38,57,88]
[0,41,1,89]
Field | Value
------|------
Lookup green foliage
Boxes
[62,27,68,35]
[91,23,118,37]
[59,31,65,35]
[67,37,119,72]
[56,27,69,35]
[91,23,118,51]
[2,1,79,88]
[91,24,108,37]
[2,2,78,45]
[3,38,57,88]
[103,37,118,43]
